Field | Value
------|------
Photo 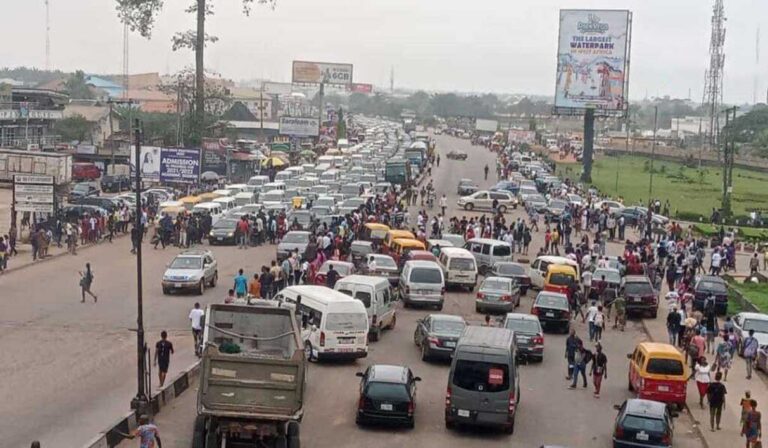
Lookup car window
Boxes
[492,245,511,256]
[452,360,509,393]
[498,264,525,275]
[646,358,684,375]
[354,291,372,308]
[490,192,508,200]
[481,244,490,255]
[170,257,202,269]
[536,294,567,308]
[432,319,466,334]
[325,313,367,331]
[504,319,540,334]
[744,319,768,333]
[474,193,488,200]
[410,268,442,284]
[625,282,654,295]
[548,273,575,286]
[449,258,475,271]
[622,415,666,433]
[365,382,410,401]
[482,279,511,291]
[282,233,309,244]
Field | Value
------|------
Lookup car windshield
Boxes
[699,281,727,293]
[410,267,442,284]
[482,279,511,292]
[73,184,90,192]
[646,358,684,375]
[744,319,768,333]
[352,244,373,254]
[170,257,202,269]
[432,319,466,334]
[536,294,567,309]
[504,318,540,334]
[548,273,574,286]
[214,219,237,229]
[372,256,397,268]
[365,382,409,402]
[622,415,666,434]
[626,282,654,295]
[549,201,567,209]
[325,312,368,331]
[496,264,525,276]
[528,195,545,202]
[594,270,621,284]
[449,258,475,271]
[452,360,509,393]
[319,263,352,275]
[282,233,309,244]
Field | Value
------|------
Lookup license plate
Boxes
[444,341,456,348]
[338,348,353,353]
[420,290,433,295]
[216,237,223,241]
[632,297,642,302]
[658,385,669,392]
[380,403,393,411]
[636,432,649,441]
[546,312,554,317]
[338,338,354,345]
[174,283,182,288]
[458,409,470,417]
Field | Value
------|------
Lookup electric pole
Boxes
[649,106,658,200]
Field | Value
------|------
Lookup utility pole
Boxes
[176,75,184,147]
[317,82,325,129]
[649,106,658,200]
[130,118,149,415]
[619,108,630,193]
[107,98,133,172]
[722,106,738,217]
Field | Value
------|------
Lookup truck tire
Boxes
[192,416,205,448]
[287,421,301,448]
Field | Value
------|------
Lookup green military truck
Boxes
[194,303,306,448]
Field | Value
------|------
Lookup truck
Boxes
[384,158,412,187]
[0,148,72,184]
[195,303,306,448]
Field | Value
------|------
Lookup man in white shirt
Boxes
[585,300,599,341]
[188,302,205,356]
[710,251,722,275]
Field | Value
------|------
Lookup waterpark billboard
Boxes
[554,10,632,116]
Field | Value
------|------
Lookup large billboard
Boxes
[160,148,201,184]
[292,61,353,85]
[130,146,161,182]
[475,119,498,133]
[555,10,632,115]
[279,117,320,137]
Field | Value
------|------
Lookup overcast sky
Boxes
[2,0,767,103]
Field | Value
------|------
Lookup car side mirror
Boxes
[626,353,632,359]
[414,376,422,382]
[613,404,622,411]
[356,372,365,378]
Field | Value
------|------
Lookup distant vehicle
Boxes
[502,313,544,362]
[73,196,119,213]
[616,206,669,226]
[594,200,625,215]
[624,275,658,318]
[446,150,468,160]
[457,178,479,195]
[100,174,131,192]
[457,190,518,213]
[68,182,100,202]
[612,399,676,448]
[731,312,768,356]
[355,364,421,428]
[566,194,583,207]
[476,276,521,314]
[72,162,101,181]
[399,260,445,310]
[491,262,531,294]
[692,275,728,314]
[162,250,218,295]
[384,158,412,186]
[208,218,239,245]
[313,261,355,286]
[413,314,467,361]
[360,253,400,286]
[531,291,570,333]
[277,231,311,261]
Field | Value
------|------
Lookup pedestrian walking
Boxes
[743,329,760,380]
[154,330,174,387]
[79,262,98,303]
[593,305,605,341]
[667,305,681,345]
[233,269,248,298]
[189,302,205,357]
[484,164,489,180]
[248,273,261,298]
[714,334,733,381]
[565,328,581,380]
[590,343,608,398]
[741,399,762,448]
[741,392,753,427]
[585,300,599,341]
[569,342,592,389]
[690,356,712,408]
[707,372,726,432]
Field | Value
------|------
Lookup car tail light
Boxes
[614,425,624,439]
[508,391,516,415]
[661,433,670,445]
[445,387,452,409]
[477,292,485,299]
[501,295,512,302]
[407,401,414,416]
[320,331,326,347]
[531,306,539,315]
[532,335,544,345]
[428,336,440,346]
[358,394,365,410]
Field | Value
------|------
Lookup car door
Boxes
[203,255,214,282]
[474,192,489,210]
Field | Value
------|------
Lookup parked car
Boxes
[491,262,531,294]
[624,275,659,318]
[476,276,521,314]
[693,275,728,314]
[399,260,445,310]
[161,250,218,295]
[68,182,100,202]
[502,313,544,362]
[350,241,375,268]
[612,399,676,448]
[457,178,479,195]
[616,206,669,226]
[523,194,548,212]
[531,291,570,333]
[101,174,131,193]
[594,200,624,215]
[355,365,420,428]
[544,199,570,222]
[732,312,768,356]
[208,218,238,245]
[361,253,400,286]
[61,204,108,220]
[457,190,518,213]
[446,150,467,160]
[413,314,467,361]
[73,196,119,213]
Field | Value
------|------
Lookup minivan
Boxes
[627,342,687,407]
[446,326,519,434]
[335,275,397,342]
[437,247,478,290]
[399,260,445,310]
[464,238,513,275]
[529,255,580,290]
[192,202,223,225]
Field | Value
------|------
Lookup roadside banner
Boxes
[279,117,320,137]
[292,61,353,85]
[13,174,54,213]
[508,130,536,144]
[130,146,161,181]
[348,83,373,94]
[160,148,201,184]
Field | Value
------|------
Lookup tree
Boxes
[116,0,275,144]
[63,70,94,100]
[55,114,91,142]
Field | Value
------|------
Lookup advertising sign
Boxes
[160,148,201,184]
[348,83,373,94]
[130,146,161,181]
[292,61,353,85]
[508,129,536,144]
[555,10,632,115]
[13,174,54,213]
[475,119,498,133]
[202,149,227,176]
[279,117,320,137]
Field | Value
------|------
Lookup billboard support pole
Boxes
[581,108,595,183]
[318,82,325,130]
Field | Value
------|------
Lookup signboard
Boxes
[76,144,97,155]
[475,119,498,133]
[160,148,201,184]
[202,149,227,176]
[292,61,353,85]
[13,174,54,213]
[555,10,632,115]
[508,129,536,144]
[279,117,320,137]
[348,83,373,94]
[130,146,161,181]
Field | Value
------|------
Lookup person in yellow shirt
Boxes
[248,273,261,298]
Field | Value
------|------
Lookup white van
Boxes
[320,169,341,184]
[334,275,396,342]
[438,247,478,290]
[233,191,256,207]
[275,285,369,361]
[298,176,320,188]
[192,202,223,225]
[286,166,305,177]
[224,184,247,195]
[263,181,286,192]
[317,156,334,167]
[247,175,270,187]
[259,189,285,203]
[212,189,234,197]
[529,255,580,290]
[464,238,513,274]
[314,163,332,176]
[275,171,293,183]
[213,196,236,211]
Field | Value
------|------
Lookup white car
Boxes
[457,190,518,213]
[594,200,625,215]
[162,250,218,295]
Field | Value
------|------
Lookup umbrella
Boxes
[261,157,286,167]
[201,171,219,181]
[270,151,289,160]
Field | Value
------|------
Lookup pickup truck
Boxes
[195,303,306,448]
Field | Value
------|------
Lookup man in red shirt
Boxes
[237,217,250,249]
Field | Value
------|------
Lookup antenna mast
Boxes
[701,0,726,157]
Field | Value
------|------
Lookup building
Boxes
[228,87,274,120]
[0,87,68,149]
[62,102,122,147]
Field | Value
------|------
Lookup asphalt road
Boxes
[111,134,704,448]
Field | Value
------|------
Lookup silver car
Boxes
[457,190,518,213]
[277,231,311,261]
[399,260,445,310]
[733,313,768,355]
[162,250,218,295]
[476,276,520,314]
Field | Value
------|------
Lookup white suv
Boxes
[162,250,218,295]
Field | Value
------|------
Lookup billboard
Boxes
[348,83,373,94]
[555,10,631,115]
[475,119,498,133]
[279,117,320,137]
[508,129,536,144]
[160,148,201,184]
[13,174,54,213]
[292,61,353,85]
[129,146,161,181]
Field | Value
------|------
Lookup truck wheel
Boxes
[274,435,288,448]
[192,416,205,448]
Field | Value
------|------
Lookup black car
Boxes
[413,314,467,361]
[68,182,100,202]
[457,178,479,196]
[624,275,658,318]
[356,365,421,428]
[531,292,570,333]
[73,197,118,213]
[693,275,728,314]
[616,206,669,227]
[208,218,239,245]
[612,399,676,448]
[491,262,531,294]
[502,313,544,362]
[61,204,109,220]
[101,174,131,193]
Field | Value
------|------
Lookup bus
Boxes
[385,158,412,186]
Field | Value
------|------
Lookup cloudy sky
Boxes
[2,0,767,103]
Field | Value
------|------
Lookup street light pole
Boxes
[648,106,658,201]
[130,118,149,414]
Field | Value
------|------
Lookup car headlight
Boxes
[227,232,234,237]
[209,231,214,236]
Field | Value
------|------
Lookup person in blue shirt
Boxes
[233,269,248,298]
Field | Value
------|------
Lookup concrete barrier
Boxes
[82,361,200,448]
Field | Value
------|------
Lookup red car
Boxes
[313,261,355,286]
[398,250,437,270]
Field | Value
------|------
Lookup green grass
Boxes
[554,154,768,218]
[731,281,768,312]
